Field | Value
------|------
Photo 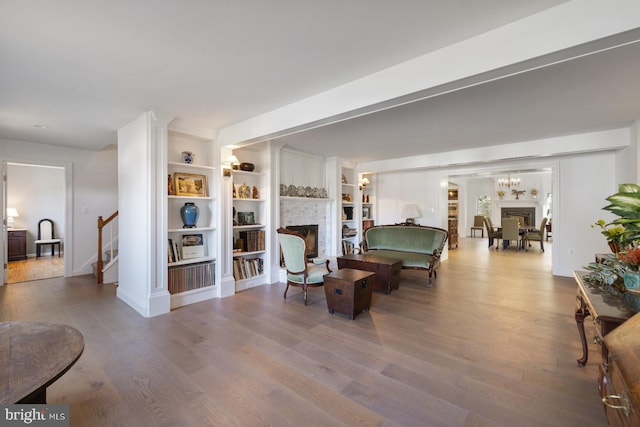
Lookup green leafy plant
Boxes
[583,253,627,293]
[603,183,640,245]
[592,219,626,244]
[585,184,640,291]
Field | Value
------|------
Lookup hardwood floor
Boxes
[7,254,64,283]
[0,237,607,426]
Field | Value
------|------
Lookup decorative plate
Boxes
[297,186,305,197]
[280,184,288,196]
[288,185,297,197]
[305,186,313,197]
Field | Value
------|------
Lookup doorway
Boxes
[447,164,558,274]
[5,162,66,283]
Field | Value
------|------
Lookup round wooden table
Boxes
[0,321,84,403]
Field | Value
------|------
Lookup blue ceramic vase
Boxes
[180,202,199,228]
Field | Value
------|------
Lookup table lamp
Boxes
[401,204,421,224]
[7,208,19,229]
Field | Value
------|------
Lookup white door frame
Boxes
[2,160,72,285]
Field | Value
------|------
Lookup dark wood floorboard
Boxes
[0,237,608,426]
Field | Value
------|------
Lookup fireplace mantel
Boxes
[495,199,539,206]
[495,199,543,227]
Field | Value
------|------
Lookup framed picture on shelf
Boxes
[362,207,370,219]
[182,234,203,246]
[175,172,207,197]
[237,211,255,225]
[181,233,204,259]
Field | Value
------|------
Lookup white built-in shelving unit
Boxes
[166,130,218,309]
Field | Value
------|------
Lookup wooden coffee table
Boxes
[0,321,84,403]
[337,253,402,294]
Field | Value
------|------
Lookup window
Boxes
[476,195,491,216]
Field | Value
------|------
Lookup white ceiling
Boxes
[2,1,640,164]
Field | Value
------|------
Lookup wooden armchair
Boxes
[277,228,331,305]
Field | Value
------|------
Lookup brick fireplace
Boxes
[280,198,330,257]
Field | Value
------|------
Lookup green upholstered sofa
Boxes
[361,224,448,284]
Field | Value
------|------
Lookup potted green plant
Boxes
[592,219,626,253]
[602,183,640,246]
[584,183,640,292]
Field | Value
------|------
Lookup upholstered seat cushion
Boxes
[34,238,61,245]
[288,263,328,284]
[361,249,435,269]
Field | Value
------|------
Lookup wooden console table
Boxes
[602,312,640,425]
[0,321,84,403]
[573,271,638,367]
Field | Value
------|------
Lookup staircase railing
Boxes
[97,210,118,284]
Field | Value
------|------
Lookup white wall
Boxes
[376,170,444,228]
[0,137,118,277]
[556,151,618,276]
[117,112,170,317]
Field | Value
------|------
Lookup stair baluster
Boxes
[97,210,118,285]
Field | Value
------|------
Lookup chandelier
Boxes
[498,174,520,188]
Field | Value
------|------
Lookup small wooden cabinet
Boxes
[324,269,375,320]
[447,184,458,249]
[448,219,458,249]
[8,229,27,261]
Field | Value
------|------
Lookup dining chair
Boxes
[526,217,548,252]
[277,228,331,305]
[501,218,523,251]
[34,218,62,258]
[483,217,501,249]
[471,215,484,237]
[511,216,525,228]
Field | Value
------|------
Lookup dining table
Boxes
[498,225,537,250]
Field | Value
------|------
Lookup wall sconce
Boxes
[358,177,370,191]
[6,207,19,229]
[400,204,421,224]
[222,155,240,178]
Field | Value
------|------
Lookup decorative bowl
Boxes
[239,162,255,172]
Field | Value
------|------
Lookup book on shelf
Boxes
[168,238,182,263]
[238,230,265,252]
[169,235,207,262]
[232,257,264,281]
[342,240,355,255]
[168,261,215,294]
